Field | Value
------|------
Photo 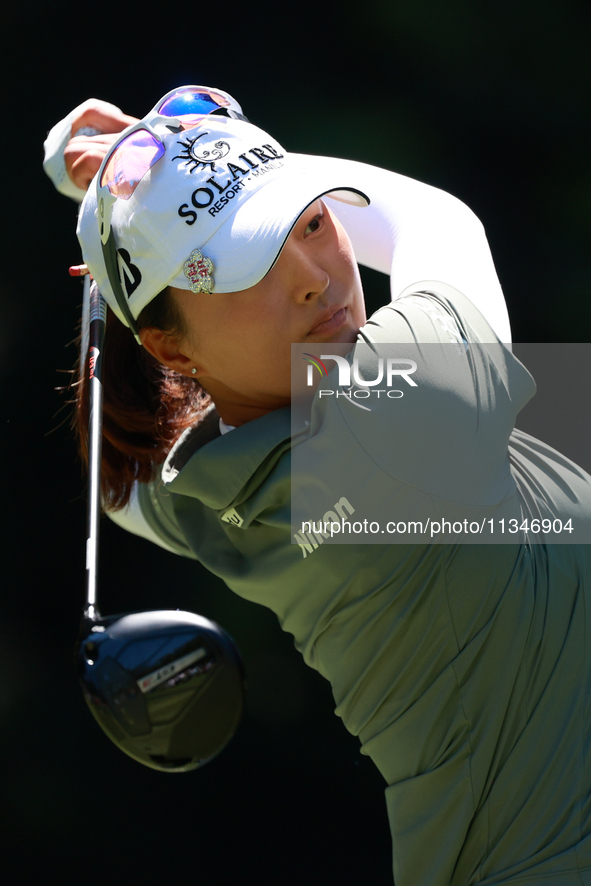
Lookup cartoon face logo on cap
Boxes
[173,133,231,173]
[184,249,214,293]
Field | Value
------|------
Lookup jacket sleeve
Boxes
[313,154,512,343]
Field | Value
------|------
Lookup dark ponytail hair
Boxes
[74,288,210,511]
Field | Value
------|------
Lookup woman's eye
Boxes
[305,215,323,235]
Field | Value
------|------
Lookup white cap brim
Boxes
[168,158,369,293]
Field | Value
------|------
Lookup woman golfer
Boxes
[45,85,591,886]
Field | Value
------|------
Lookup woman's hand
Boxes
[64,101,139,191]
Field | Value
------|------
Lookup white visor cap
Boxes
[77,116,370,327]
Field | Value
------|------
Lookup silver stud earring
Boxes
[191,368,197,375]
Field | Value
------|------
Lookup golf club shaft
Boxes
[85,276,107,620]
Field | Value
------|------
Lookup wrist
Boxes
[42,98,122,202]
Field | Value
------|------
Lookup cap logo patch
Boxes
[173,133,230,173]
[116,248,142,297]
[184,249,214,293]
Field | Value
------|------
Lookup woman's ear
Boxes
[139,327,196,377]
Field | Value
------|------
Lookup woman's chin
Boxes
[332,325,361,344]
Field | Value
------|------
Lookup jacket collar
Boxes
[161,405,294,509]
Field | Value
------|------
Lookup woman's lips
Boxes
[308,307,348,337]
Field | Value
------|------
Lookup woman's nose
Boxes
[290,250,330,304]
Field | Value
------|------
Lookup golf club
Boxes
[73,272,245,772]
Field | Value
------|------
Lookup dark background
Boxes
[2,2,590,883]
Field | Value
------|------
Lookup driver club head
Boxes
[76,609,245,772]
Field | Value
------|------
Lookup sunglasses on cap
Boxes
[96,86,247,343]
